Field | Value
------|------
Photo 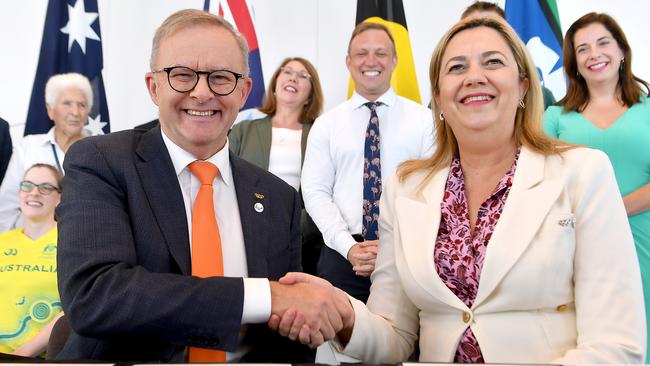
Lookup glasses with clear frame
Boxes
[19,180,61,195]
[280,67,312,82]
[153,66,245,96]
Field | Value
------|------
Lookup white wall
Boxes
[1,0,648,143]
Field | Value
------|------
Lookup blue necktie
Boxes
[363,101,382,240]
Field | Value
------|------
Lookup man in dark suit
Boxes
[0,117,12,184]
[55,9,350,363]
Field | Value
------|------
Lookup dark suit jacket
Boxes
[0,117,12,184]
[55,126,313,362]
[228,117,323,274]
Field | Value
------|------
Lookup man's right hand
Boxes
[269,277,348,343]
[347,240,378,277]
[268,273,355,348]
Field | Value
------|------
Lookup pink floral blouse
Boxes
[434,151,519,363]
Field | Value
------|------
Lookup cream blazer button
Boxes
[462,311,471,323]
[556,304,568,312]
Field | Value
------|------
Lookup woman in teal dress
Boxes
[544,12,650,359]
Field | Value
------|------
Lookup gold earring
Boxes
[519,99,526,109]
[439,112,445,121]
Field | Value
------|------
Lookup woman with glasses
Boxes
[0,73,92,232]
[229,57,324,274]
[0,163,63,357]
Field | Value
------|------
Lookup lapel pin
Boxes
[254,193,265,199]
[557,217,576,228]
[254,202,264,213]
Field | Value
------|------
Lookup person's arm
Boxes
[0,140,24,232]
[12,312,64,357]
[58,137,340,351]
[57,138,247,350]
[300,118,357,258]
[0,119,12,183]
[623,182,650,216]
[553,150,645,364]
[273,174,420,362]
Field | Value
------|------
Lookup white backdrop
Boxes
[0,0,648,143]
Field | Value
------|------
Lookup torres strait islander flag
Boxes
[350,0,421,104]
[505,0,566,100]
[204,0,265,113]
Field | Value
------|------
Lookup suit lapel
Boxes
[473,147,564,307]
[396,168,467,310]
[135,127,191,275]
[231,154,269,278]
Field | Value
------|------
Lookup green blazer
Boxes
[228,116,312,170]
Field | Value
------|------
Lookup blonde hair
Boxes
[150,9,249,75]
[399,16,570,182]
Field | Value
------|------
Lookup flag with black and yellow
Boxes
[349,0,421,103]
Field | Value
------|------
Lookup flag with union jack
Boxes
[204,0,265,113]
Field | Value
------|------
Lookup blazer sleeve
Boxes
[553,150,646,364]
[334,173,420,363]
[56,138,246,352]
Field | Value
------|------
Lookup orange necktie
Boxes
[187,161,227,363]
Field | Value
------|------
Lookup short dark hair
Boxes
[461,1,505,20]
[559,12,650,112]
[347,22,396,56]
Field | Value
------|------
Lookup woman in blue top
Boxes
[544,12,650,360]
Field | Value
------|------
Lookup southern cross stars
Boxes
[60,0,100,54]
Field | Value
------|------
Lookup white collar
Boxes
[350,87,397,110]
[160,129,232,187]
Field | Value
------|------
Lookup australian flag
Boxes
[25,0,109,136]
[204,0,265,111]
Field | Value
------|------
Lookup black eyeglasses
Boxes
[20,180,61,195]
[153,66,245,96]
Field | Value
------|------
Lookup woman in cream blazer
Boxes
[271,16,646,365]
[335,16,647,364]
[342,146,644,364]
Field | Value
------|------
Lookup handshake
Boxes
[268,273,355,348]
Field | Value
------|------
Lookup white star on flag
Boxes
[60,0,100,53]
[86,115,107,135]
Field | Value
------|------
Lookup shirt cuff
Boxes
[241,278,271,324]
[331,231,358,259]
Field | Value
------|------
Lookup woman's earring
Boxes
[439,112,445,121]
[519,99,526,109]
[576,72,581,80]
[620,58,625,72]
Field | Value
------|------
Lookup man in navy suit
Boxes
[55,9,350,362]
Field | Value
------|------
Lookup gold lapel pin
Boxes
[254,193,265,199]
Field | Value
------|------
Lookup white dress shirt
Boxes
[301,88,434,257]
[161,131,271,360]
[0,127,72,232]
